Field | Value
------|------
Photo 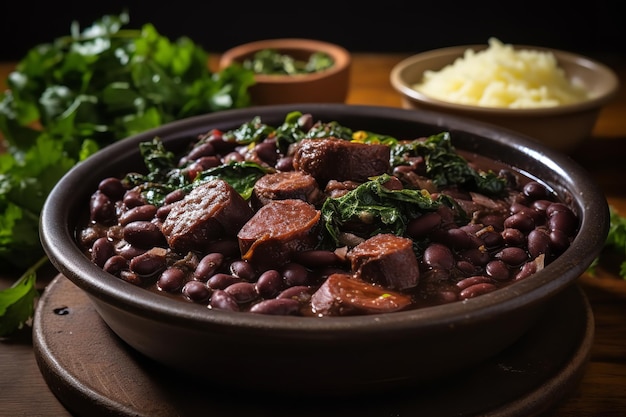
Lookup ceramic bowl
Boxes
[40,104,608,396]
[390,44,620,152]
[219,38,351,105]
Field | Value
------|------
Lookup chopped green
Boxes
[391,132,507,195]
[587,206,626,278]
[243,49,334,75]
[320,173,449,248]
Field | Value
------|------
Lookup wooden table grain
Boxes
[1,53,626,417]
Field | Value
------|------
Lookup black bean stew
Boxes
[77,111,579,317]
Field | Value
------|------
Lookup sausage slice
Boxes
[347,233,420,290]
[251,171,323,209]
[293,138,390,183]
[237,199,321,269]
[161,180,253,253]
[310,273,412,316]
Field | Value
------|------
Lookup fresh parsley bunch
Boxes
[0,11,254,336]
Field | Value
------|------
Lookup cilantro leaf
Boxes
[0,257,45,336]
[0,11,255,336]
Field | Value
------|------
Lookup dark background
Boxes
[2,1,624,64]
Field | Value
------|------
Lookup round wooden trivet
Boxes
[33,275,593,417]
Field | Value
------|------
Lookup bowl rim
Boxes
[389,44,620,116]
[218,38,351,84]
[40,103,609,335]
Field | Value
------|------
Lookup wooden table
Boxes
[1,53,626,416]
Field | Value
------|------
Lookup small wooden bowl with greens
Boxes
[219,39,351,105]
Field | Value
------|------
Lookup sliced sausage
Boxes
[251,171,324,209]
[237,199,321,269]
[347,233,420,290]
[292,138,390,183]
[310,273,412,316]
[161,179,254,253]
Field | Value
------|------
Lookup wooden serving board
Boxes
[33,275,593,417]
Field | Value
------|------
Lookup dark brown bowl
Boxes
[40,104,609,396]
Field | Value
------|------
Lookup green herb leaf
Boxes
[0,257,46,336]
[0,11,255,336]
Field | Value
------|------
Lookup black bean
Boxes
[548,208,578,236]
[523,181,550,201]
[123,221,165,248]
[510,202,543,223]
[255,270,283,298]
[456,260,477,276]
[158,267,186,292]
[117,243,147,260]
[129,248,167,277]
[549,229,571,253]
[207,273,242,290]
[478,229,504,249]
[457,275,492,290]
[229,260,256,281]
[123,190,145,208]
[254,140,279,165]
[298,113,314,131]
[164,189,186,204]
[98,177,126,201]
[183,281,212,303]
[382,176,403,191]
[501,228,525,246]
[119,205,158,226]
[225,282,258,304]
[530,199,553,214]
[422,243,454,270]
[249,298,301,315]
[432,228,475,250]
[187,142,216,160]
[495,247,528,266]
[205,131,237,153]
[459,282,497,299]
[194,253,225,282]
[91,237,114,268]
[485,260,510,281]
[527,229,552,258]
[277,286,313,302]
[477,214,505,231]
[281,263,310,287]
[458,248,490,267]
[222,151,245,164]
[90,191,116,224]
[195,156,221,170]
[209,289,239,311]
[103,255,128,276]
[546,202,572,217]
[503,212,535,232]
[156,204,173,220]
[275,156,294,171]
